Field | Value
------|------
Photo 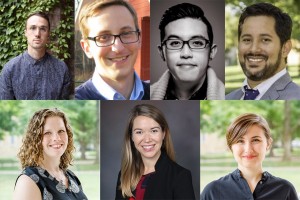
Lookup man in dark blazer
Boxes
[226,3,300,100]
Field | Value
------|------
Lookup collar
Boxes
[233,169,269,184]
[24,51,48,65]
[91,69,144,100]
[164,75,207,100]
[242,68,287,100]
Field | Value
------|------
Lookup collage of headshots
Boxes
[0,0,299,200]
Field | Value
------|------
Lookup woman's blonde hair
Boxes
[17,108,75,170]
[226,113,272,150]
[120,104,175,198]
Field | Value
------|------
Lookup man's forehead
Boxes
[164,18,208,39]
[26,15,49,26]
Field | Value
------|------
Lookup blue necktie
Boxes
[243,86,259,100]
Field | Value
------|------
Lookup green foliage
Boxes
[0,0,73,70]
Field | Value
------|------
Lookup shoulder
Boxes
[150,70,171,100]
[225,88,243,100]
[2,54,23,72]
[159,154,192,178]
[75,79,104,100]
[142,81,150,100]
[268,173,296,189]
[14,174,41,200]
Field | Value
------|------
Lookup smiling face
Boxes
[25,15,50,51]
[80,5,140,82]
[131,116,165,162]
[231,125,271,171]
[42,116,68,160]
[160,18,216,84]
[238,16,290,83]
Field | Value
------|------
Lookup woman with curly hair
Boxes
[13,108,88,200]
[115,104,195,200]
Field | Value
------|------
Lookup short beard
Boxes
[240,49,282,82]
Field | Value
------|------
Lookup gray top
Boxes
[0,51,71,100]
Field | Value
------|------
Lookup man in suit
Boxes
[226,3,300,100]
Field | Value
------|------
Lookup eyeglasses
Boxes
[162,38,210,50]
[87,30,140,47]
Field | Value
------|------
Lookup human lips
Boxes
[242,155,257,159]
[177,62,197,69]
[49,144,63,149]
[142,144,155,152]
[245,54,268,63]
[108,55,129,63]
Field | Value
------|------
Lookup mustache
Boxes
[244,53,268,60]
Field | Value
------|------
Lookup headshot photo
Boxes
[74,0,150,100]
[150,0,225,100]
[101,101,200,199]
[0,100,100,199]
[0,3,74,100]
[225,1,300,100]
[200,100,300,200]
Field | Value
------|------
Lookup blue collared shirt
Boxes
[91,69,144,100]
[0,51,71,100]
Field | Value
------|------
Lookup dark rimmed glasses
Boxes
[87,30,140,47]
[162,38,210,50]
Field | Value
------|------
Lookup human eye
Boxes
[121,31,135,38]
[190,39,206,48]
[262,38,271,43]
[151,128,160,133]
[252,138,261,143]
[241,37,251,43]
[58,129,66,134]
[167,40,182,48]
[97,34,112,43]
[236,139,244,144]
[40,26,47,32]
[44,131,51,135]
[29,26,36,31]
[133,130,143,135]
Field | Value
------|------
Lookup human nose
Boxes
[52,132,61,141]
[244,141,253,152]
[180,43,193,58]
[111,36,125,52]
[143,132,151,143]
[249,39,262,53]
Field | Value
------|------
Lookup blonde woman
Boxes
[13,108,87,200]
[201,113,298,200]
[115,104,195,200]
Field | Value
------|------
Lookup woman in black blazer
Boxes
[115,104,195,200]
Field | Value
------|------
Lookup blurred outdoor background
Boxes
[0,100,100,199]
[200,100,300,198]
[225,0,300,94]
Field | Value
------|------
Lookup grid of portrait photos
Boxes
[0,0,300,199]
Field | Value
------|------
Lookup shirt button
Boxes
[260,181,262,184]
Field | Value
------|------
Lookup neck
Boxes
[142,151,161,175]
[239,166,263,192]
[27,47,46,60]
[101,72,135,99]
[173,75,205,100]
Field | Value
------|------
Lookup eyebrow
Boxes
[133,126,161,131]
[241,33,273,38]
[166,34,208,41]
[94,26,135,36]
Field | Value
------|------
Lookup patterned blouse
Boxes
[16,166,88,200]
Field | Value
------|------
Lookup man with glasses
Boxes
[76,0,150,100]
[150,3,224,100]
[0,12,71,99]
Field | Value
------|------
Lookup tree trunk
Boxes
[80,141,87,160]
[282,101,292,161]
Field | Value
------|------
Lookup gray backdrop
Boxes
[150,0,225,84]
[101,101,200,199]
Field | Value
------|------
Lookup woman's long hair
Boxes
[120,104,175,198]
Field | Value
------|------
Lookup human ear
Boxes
[80,39,93,59]
[209,44,218,60]
[282,40,292,58]
[266,138,273,150]
[158,45,165,61]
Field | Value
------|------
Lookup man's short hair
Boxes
[238,2,292,46]
[26,11,50,29]
[159,3,213,46]
[79,0,139,39]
